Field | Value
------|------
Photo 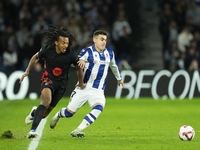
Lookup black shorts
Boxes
[40,78,66,107]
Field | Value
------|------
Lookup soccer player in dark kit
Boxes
[19,25,86,138]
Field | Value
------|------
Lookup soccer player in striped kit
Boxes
[50,30,125,138]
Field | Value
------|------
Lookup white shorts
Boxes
[67,86,106,112]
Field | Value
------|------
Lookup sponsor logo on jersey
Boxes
[93,60,98,64]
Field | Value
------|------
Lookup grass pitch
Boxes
[0,97,200,150]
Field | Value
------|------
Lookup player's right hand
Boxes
[19,72,29,83]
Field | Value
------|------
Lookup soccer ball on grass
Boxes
[178,125,195,141]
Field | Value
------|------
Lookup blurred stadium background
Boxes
[1,0,200,100]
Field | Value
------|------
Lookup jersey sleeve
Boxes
[71,51,79,66]
[78,48,89,62]
[109,51,122,81]
[38,46,47,59]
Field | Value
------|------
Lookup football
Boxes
[178,125,195,141]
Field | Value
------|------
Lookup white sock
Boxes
[77,109,102,131]
[57,108,73,118]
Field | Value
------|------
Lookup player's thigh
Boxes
[67,87,88,112]
[50,86,66,107]
[88,91,105,108]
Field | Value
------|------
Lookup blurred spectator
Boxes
[0,10,6,34]
[67,17,82,46]
[187,14,198,33]
[193,30,200,54]
[16,23,30,50]
[168,20,179,43]
[31,15,48,36]
[79,24,92,48]
[112,12,132,42]
[186,0,200,26]
[177,26,193,53]
[82,0,93,13]
[174,0,187,31]
[184,47,199,71]
[2,34,18,71]
[164,41,180,71]
[177,52,186,70]
[159,3,174,52]
[65,0,81,14]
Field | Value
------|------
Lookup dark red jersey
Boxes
[38,45,79,86]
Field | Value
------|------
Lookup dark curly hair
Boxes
[43,25,76,48]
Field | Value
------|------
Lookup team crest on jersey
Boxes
[53,67,62,76]
[106,54,109,58]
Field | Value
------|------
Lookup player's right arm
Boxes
[19,52,40,83]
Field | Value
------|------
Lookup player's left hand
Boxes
[77,60,86,69]
[118,80,125,89]
[75,82,86,88]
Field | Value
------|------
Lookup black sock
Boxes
[31,110,36,117]
[31,105,46,130]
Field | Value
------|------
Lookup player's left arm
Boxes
[73,54,86,87]
[109,52,125,89]
[74,64,86,87]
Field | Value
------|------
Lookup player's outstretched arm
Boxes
[118,79,125,89]
[75,65,86,87]
[77,60,86,69]
[19,52,39,83]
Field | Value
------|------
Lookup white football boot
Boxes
[27,129,38,138]
[70,129,85,138]
[25,106,37,124]
[50,113,60,129]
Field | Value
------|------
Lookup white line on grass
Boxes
[28,117,48,150]
[86,130,200,133]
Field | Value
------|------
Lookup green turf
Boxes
[0,97,199,150]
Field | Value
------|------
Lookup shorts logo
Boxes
[53,67,62,76]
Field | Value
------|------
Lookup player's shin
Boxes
[50,108,74,129]
[77,105,103,131]
[57,108,74,118]
[31,105,46,130]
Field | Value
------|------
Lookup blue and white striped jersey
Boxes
[79,45,122,90]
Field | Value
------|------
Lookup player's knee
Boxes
[92,104,103,112]
[64,109,74,118]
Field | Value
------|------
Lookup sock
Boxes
[77,105,103,131]
[31,110,36,117]
[31,105,46,130]
[57,108,74,118]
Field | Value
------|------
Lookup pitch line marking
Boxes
[84,130,200,133]
[27,117,48,150]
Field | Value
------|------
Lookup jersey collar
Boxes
[92,44,106,52]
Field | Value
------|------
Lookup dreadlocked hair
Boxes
[43,25,76,48]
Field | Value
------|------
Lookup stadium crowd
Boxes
[158,0,200,72]
[0,0,135,72]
